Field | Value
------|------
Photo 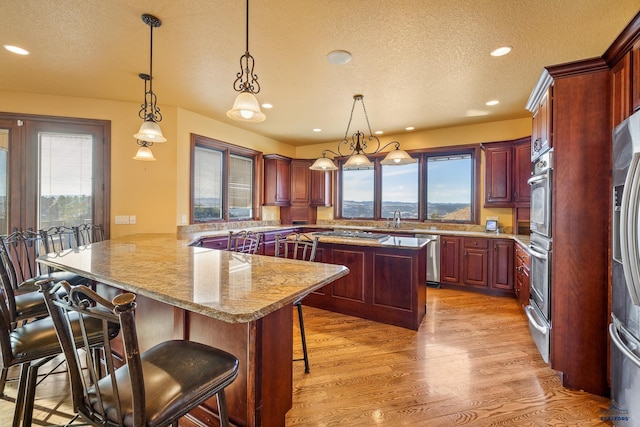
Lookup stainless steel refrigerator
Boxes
[611,109,640,427]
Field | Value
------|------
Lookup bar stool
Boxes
[274,233,319,373]
[227,230,263,254]
[39,280,240,427]
[72,223,104,246]
[0,278,119,427]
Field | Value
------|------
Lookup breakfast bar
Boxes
[36,233,349,427]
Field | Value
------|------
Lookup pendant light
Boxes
[134,13,165,161]
[227,0,266,123]
[309,95,416,171]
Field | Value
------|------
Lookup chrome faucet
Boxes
[393,210,401,228]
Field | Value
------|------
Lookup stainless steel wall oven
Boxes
[526,150,553,364]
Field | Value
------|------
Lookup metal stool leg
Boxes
[295,302,310,373]
[217,389,230,427]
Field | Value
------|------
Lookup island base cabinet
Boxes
[304,243,426,330]
[100,285,294,427]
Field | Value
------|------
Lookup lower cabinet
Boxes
[514,242,530,308]
[440,235,514,295]
[303,242,426,330]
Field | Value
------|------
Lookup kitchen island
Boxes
[304,231,428,330]
[37,233,349,427]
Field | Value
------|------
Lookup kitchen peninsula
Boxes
[36,233,349,427]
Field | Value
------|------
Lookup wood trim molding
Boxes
[603,10,640,67]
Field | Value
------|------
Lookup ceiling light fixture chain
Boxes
[309,94,417,171]
[138,14,163,123]
[226,0,266,122]
[232,0,260,94]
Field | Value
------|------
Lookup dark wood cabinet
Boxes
[309,169,332,207]
[530,87,551,161]
[440,236,461,285]
[263,154,291,206]
[484,143,512,206]
[303,241,426,330]
[462,237,489,287]
[482,136,532,208]
[611,52,632,128]
[513,139,532,204]
[633,39,640,112]
[526,59,610,395]
[514,242,530,309]
[491,239,514,291]
[290,159,311,204]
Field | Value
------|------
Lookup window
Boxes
[341,168,374,218]
[426,153,473,222]
[337,146,479,223]
[382,162,419,219]
[191,134,261,223]
[39,132,94,228]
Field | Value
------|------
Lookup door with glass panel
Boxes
[0,115,109,236]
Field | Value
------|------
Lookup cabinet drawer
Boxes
[463,237,488,249]
[515,244,530,266]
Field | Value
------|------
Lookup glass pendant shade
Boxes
[133,120,167,143]
[309,157,338,171]
[343,153,373,170]
[227,91,266,123]
[380,148,417,165]
[133,145,156,161]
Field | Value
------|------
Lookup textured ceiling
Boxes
[1,1,638,146]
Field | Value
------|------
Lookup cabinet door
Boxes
[484,145,512,206]
[440,236,460,284]
[310,169,332,207]
[264,156,291,206]
[462,238,488,287]
[612,52,632,128]
[290,160,311,204]
[634,40,640,112]
[491,239,514,290]
[513,139,532,203]
[531,88,551,161]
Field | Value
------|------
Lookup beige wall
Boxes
[0,90,531,234]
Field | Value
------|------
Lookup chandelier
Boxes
[133,13,166,161]
[226,0,265,122]
[309,95,416,171]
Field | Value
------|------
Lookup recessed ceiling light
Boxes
[490,46,512,57]
[485,100,499,106]
[374,130,384,135]
[405,127,415,131]
[313,128,322,132]
[261,103,273,109]
[4,44,29,55]
[327,50,352,65]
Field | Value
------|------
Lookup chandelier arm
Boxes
[336,137,351,157]
[379,141,401,152]
[321,149,341,158]
[231,0,260,94]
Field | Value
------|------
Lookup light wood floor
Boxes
[1,288,612,426]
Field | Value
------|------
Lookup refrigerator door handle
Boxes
[620,152,640,305]
[610,315,640,369]
[525,305,549,334]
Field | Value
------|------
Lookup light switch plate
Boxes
[129,215,136,224]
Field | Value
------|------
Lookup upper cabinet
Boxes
[633,39,640,112]
[530,87,552,161]
[482,136,532,208]
[310,169,332,207]
[611,51,632,128]
[263,154,291,206]
[290,159,311,204]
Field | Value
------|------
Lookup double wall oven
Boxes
[526,150,552,363]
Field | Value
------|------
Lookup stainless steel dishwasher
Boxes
[415,234,440,287]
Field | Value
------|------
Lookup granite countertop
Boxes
[37,233,349,324]
[185,224,531,252]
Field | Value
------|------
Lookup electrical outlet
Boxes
[115,215,129,224]
[129,215,136,224]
